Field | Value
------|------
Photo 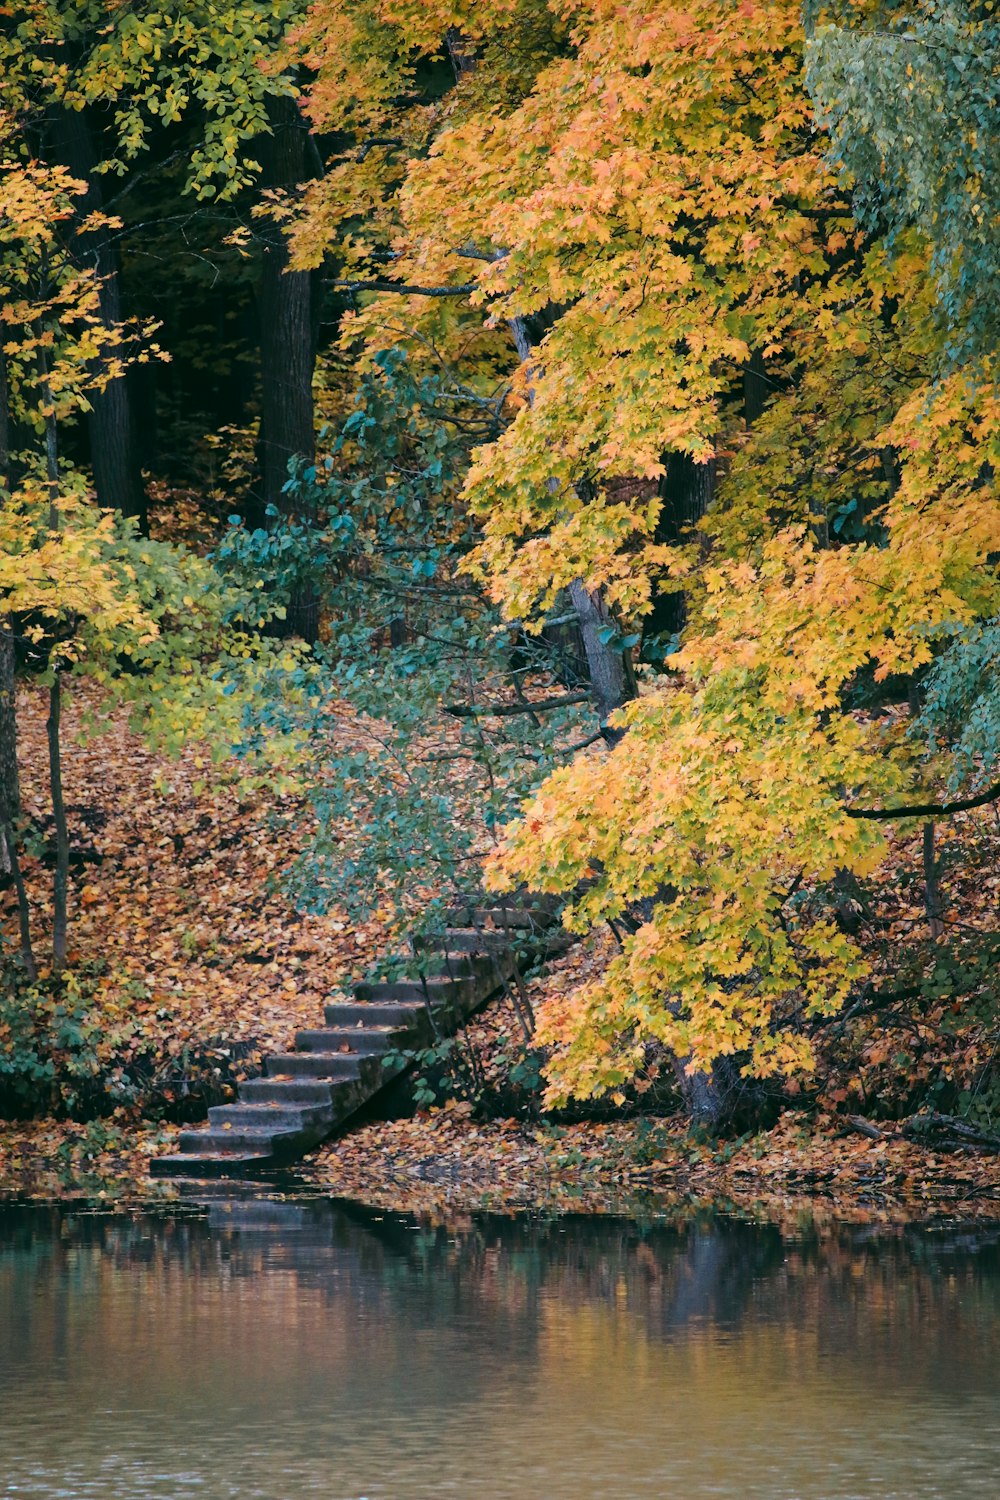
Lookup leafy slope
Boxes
[2,681,385,1114]
[3,684,1000,1217]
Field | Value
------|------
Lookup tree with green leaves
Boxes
[0,1,315,532]
[216,346,597,953]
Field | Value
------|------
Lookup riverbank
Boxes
[2,1108,998,1224]
[4,684,1000,1225]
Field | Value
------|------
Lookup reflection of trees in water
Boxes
[2,1199,1000,1396]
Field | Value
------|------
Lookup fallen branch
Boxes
[556,732,604,756]
[903,1110,1000,1152]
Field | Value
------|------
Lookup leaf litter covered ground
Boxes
[2,682,1000,1223]
[2,1102,1000,1228]
[2,681,385,1108]
[295,1105,1000,1223]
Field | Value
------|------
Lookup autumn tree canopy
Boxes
[259,0,998,1115]
[2,0,999,1130]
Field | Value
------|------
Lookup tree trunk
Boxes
[673,1049,765,1131]
[568,580,636,743]
[507,319,637,738]
[1,821,37,981]
[445,28,477,79]
[671,1055,722,1126]
[742,348,769,426]
[41,384,69,974]
[0,343,19,867]
[0,625,18,870]
[46,106,148,529]
[0,339,10,488]
[923,821,944,939]
[47,675,69,974]
[508,288,735,1127]
[255,95,319,641]
[647,365,766,653]
[647,452,715,642]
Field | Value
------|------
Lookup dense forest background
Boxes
[2,0,1000,1159]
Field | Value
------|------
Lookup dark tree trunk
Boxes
[1,819,37,981]
[46,107,148,530]
[47,674,69,974]
[672,1057,725,1127]
[445,28,477,79]
[646,355,770,655]
[0,624,18,850]
[742,348,769,426]
[673,1049,768,1133]
[516,327,636,734]
[0,344,20,865]
[0,627,18,930]
[508,288,739,1128]
[255,95,319,641]
[0,339,10,488]
[39,370,69,974]
[647,452,715,644]
[923,821,944,939]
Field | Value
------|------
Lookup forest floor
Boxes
[2,681,1000,1220]
[1,680,388,1102]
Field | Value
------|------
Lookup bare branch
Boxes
[332,278,475,298]
[846,780,1000,821]
[443,692,591,718]
[452,242,507,262]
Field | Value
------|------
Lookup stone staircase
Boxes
[151,899,560,1179]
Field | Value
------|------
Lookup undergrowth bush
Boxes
[0,963,258,1122]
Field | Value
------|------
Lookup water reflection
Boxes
[1,1197,999,1499]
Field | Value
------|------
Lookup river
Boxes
[2,1196,999,1498]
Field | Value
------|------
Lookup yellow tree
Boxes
[287,0,1000,1119]
[0,137,166,973]
[0,136,307,979]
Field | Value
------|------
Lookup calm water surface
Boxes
[1,1196,1000,1499]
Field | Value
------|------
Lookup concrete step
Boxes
[352,978,472,1004]
[321,999,427,1028]
[151,896,571,1179]
[269,1050,379,1078]
[315,1021,399,1048]
[418,927,517,953]
[293,1032,398,1068]
[149,1152,273,1178]
[239,1077,339,1105]
[207,1102,333,1130]
[391,949,491,974]
[176,1125,306,1155]
[444,904,555,930]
